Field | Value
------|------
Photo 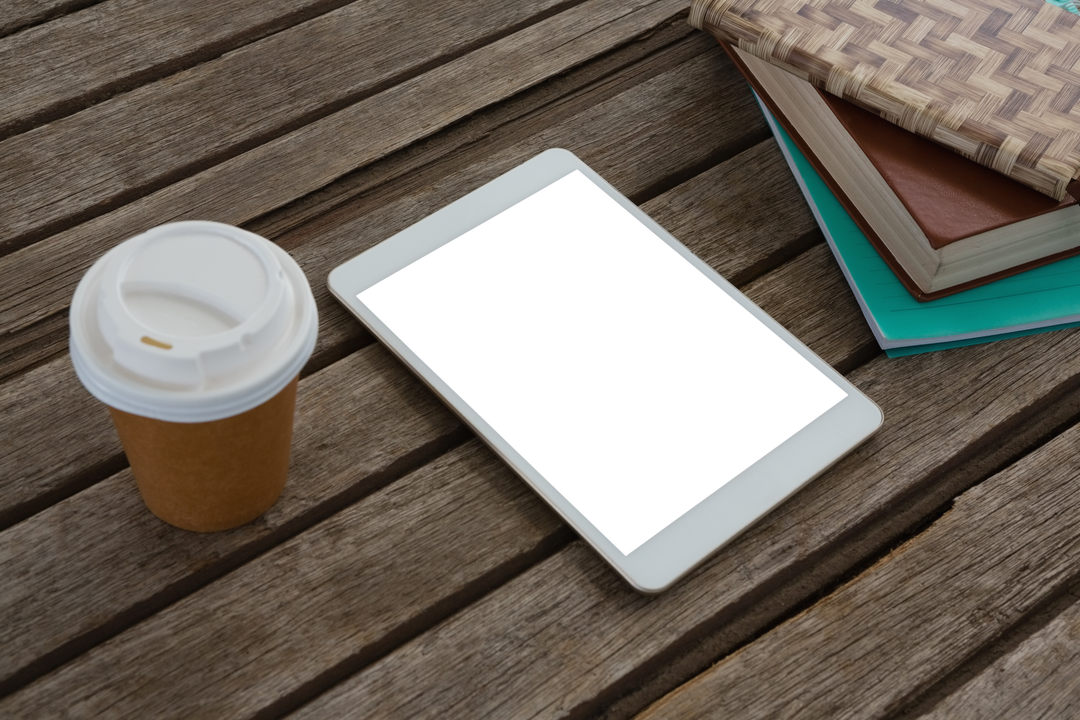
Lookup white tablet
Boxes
[328,149,882,593]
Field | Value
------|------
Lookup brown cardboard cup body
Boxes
[108,376,299,532]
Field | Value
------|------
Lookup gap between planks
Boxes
[0,0,608,256]
[0,0,365,141]
[0,0,104,38]
[910,578,1080,720]
[255,23,720,245]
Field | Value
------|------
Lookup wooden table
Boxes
[4,1,1080,717]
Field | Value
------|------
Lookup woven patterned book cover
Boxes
[691,0,1080,199]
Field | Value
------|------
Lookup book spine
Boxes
[688,0,1073,200]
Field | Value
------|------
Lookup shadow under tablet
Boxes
[358,175,838,552]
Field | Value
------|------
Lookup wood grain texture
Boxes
[0,0,668,254]
[0,357,122,529]
[0,44,760,529]
[638,416,1080,719]
[743,240,877,372]
[639,138,818,287]
[919,594,1080,720]
[0,0,100,37]
[281,326,1080,719]
[0,0,357,139]
[245,15,701,243]
[0,22,707,384]
[0,0,688,335]
[0,311,67,384]
[0,342,461,695]
[0,441,566,717]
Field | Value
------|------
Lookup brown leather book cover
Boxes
[818,92,1079,250]
[723,41,1080,300]
[691,0,1080,200]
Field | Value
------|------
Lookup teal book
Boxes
[757,97,1080,357]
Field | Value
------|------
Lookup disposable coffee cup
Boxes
[69,221,318,532]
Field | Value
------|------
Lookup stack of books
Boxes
[690,0,1080,355]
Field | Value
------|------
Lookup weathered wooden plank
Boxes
[0,0,648,253]
[0,311,68,383]
[918,595,1080,720]
[0,342,462,696]
[0,0,99,38]
[0,357,122,530]
[245,14,701,243]
[742,241,876,373]
[636,419,1080,719]
[272,326,1080,719]
[0,43,764,529]
[642,140,820,288]
[0,0,356,139]
[0,19,705,384]
[0,0,689,337]
[0,441,566,717]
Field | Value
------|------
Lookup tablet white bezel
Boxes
[328,148,882,593]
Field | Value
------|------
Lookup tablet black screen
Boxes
[367,172,838,546]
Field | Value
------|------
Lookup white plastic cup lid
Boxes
[69,221,318,422]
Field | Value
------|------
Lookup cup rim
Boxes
[69,222,318,423]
